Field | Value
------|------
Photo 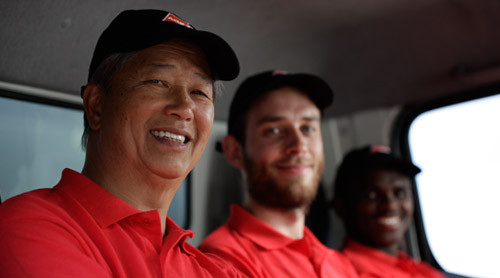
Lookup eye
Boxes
[147,80,167,87]
[191,90,211,100]
[301,125,315,133]
[366,190,378,200]
[394,188,408,199]
[264,127,280,135]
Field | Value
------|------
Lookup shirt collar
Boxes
[228,204,311,253]
[56,169,196,255]
[345,238,406,264]
[55,168,148,227]
[164,216,195,255]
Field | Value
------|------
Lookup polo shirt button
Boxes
[143,219,152,226]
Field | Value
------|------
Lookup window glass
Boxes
[0,96,85,199]
[0,94,189,228]
[408,93,500,278]
[169,177,189,228]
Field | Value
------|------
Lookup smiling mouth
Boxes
[377,216,401,227]
[275,163,312,176]
[150,130,189,143]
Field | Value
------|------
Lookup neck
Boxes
[351,236,400,257]
[245,199,306,239]
[378,243,400,257]
[82,148,183,236]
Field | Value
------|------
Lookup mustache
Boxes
[274,156,313,166]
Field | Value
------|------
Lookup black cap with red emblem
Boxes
[87,9,239,82]
[333,144,421,199]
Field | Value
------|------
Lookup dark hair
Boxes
[81,52,135,151]
[227,87,279,146]
[227,97,251,145]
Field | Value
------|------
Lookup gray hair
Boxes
[81,52,134,151]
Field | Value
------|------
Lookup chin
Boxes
[376,234,402,247]
[149,164,190,181]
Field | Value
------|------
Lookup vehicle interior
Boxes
[1,1,499,277]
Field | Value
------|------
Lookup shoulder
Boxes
[199,223,265,277]
[0,188,61,221]
[0,189,104,276]
[198,223,239,251]
[324,248,360,277]
[0,187,88,246]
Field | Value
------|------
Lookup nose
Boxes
[164,88,194,121]
[379,193,399,211]
[285,128,307,155]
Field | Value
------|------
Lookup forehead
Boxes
[364,168,411,189]
[246,87,320,122]
[124,39,212,79]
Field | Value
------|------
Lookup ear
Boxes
[222,135,245,170]
[82,83,105,131]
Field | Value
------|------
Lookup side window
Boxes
[0,83,190,228]
[399,90,500,278]
[0,94,85,200]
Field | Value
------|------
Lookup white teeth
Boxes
[378,216,400,226]
[151,130,186,143]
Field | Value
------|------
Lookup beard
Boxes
[243,152,323,211]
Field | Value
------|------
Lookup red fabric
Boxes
[342,239,445,278]
[0,169,244,278]
[199,204,359,278]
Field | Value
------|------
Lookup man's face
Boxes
[347,169,414,250]
[98,39,214,181]
[242,87,324,210]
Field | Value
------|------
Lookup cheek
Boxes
[403,199,414,215]
[350,203,373,230]
[195,104,214,141]
[101,98,124,129]
[308,136,324,162]
[357,201,377,217]
[117,100,146,128]
[312,141,324,162]
[247,140,279,166]
[312,136,324,152]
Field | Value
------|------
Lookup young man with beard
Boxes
[0,9,245,277]
[332,145,445,278]
[198,70,358,277]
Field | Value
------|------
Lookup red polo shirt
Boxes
[0,169,244,278]
[342,239,445,278]
[199,204,359,278]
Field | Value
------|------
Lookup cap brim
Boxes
[370,156,422,177]
[179,30,240,81]
[280,74,334,109]
[89,16,239,81]
[137,23,240,81]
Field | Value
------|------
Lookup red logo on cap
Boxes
[272,70,289,76]
[162,13,194,29]
[370,145,391,154]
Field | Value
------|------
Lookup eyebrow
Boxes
[257,115,320,126]
[150,62,175,70]
[148,62,212,84]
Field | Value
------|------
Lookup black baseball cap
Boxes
[334,145,421,197]
[87,9,239,82]
[227,70,334,140]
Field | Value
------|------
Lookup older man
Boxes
[199,70,358,277]
[0,9,243,277]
